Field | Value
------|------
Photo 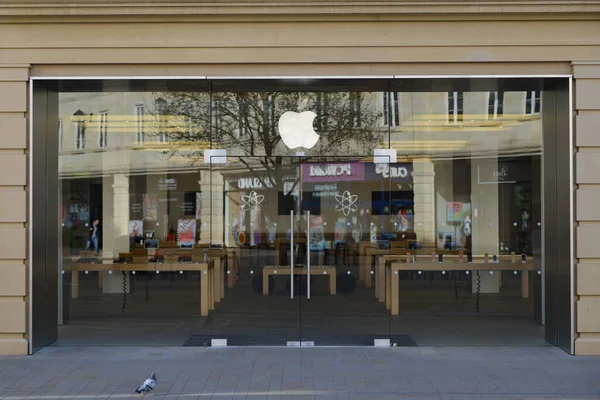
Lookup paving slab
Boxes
[0,347,598,399]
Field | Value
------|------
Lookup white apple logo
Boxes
[278,111,320,149]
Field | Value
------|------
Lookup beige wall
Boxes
[0,2,599,355]
[0,65,29,355]
[574,62,600,355]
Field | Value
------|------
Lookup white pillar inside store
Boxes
[199,170,224,246]
[102,173,130,293]
[471,159,500,293]
[57,179,63,325]
[434,160,454,248]
[413,159,436,245]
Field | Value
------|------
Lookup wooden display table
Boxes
[262,266,337,295]
[385,255,534,316]
[362,247,409,288]
[64,261,216,316]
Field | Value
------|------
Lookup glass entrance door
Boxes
[209,155,392,345]
[298,157,393,345]
[209,156,302,345]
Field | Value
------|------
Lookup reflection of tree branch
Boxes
[152,90,384,180]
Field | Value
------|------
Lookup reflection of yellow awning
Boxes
[397,113,541,132]
[389,140,469,151]
[409,113,541,121]
[134,141,211,151]
[79,115,189,122]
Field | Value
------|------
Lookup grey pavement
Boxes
[0,346,599,400]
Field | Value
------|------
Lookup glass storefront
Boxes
[48,78,549,346]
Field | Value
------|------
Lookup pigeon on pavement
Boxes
[134,372,157,395]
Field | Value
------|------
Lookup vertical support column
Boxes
[413,159,435,246]
[102,175,115,258]
[471,158,500,293]
[434,160,454,248]
[200,170,224,246]
[0,65,29,355]
[573,63,600,355]
[102,174,130,294]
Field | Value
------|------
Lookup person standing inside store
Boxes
[85,219,101,255]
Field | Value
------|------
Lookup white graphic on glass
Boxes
[335,190,358,216]
[278,111,319,149]
[241,190,265,211]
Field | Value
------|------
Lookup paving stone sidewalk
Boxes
[0,346,599,400]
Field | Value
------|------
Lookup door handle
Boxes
[290,210,294,299]
[306,210,311,299]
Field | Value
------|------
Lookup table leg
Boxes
[214,259,222,302]
[263,272,269,295]
[227,254,235,288]
[98,273,103,289]
[72,271,79,299]
[385,266,391,310]
[377,258,386,302]
[330,272,336,295]
[365,255,372,288]
[360,252,367,284]
[220,258,225,300]
[521,270,530,298]
[209,269,215,311]
[391,268,399,316]
[201,270,209,317]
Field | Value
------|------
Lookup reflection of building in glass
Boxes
[58,90,541,253]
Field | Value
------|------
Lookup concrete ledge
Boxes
[0,298,26,333]
[0,264,26,296]
[577,298,600,332]
[575,337,600,356]
[577,264,600,295]
[0,338,27,356]
[0,66,29,82]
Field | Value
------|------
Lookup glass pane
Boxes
[388,83,544,346]
[58,91,212,346]
[209,156,301,345]
[299,156,392,345]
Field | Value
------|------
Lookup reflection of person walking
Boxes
[85,219,100,255]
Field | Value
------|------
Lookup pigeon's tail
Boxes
[134,389,142,394]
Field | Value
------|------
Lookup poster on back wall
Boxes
[129,220,143,237]
[143,194,158,221]
[177,219,196,246]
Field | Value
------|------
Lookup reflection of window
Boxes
[350,92,361,127]
[99,111,108,148]
[135,104,145,143]
[58,119,63,151]
[158,116,168,143]
[488,91,504,119]
[75,122,85,150]
[448,91,464,123]
[383,92,400,127]
[526,91,541,114]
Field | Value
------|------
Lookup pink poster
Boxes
[177,219,196,246]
